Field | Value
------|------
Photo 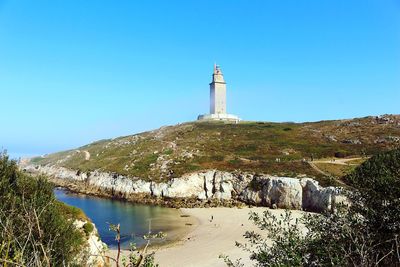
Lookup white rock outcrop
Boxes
[73,220,107,267]
[28,165,344,212]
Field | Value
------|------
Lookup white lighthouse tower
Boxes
[210,64,227,114]
[198,64,241,122]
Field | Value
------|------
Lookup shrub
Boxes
[0,153,85,266]
[83,222,94,236]
[226,149,400,267]
[109,223,164,267]
[210,155,225,161]
[334,151,346,158]
[344,149,400,264]
[163,149,173,155]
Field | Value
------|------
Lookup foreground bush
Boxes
[109,222,165,267]
[0,153,85,266]
[225,149,400,267]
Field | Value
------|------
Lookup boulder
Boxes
[240,188,263,205]
[301,178,346,212]
[263,177,303,209]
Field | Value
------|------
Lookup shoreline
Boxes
[107,207,307,267]
[55,187,200,251]
[105,208,200,262]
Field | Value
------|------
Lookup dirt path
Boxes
[306,157,366,186]
[308,162,329,176]
[312,157,364,166]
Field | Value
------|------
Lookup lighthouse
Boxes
[198,64,241,122]
[210,64,227,114]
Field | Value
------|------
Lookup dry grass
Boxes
[313,162,356,178]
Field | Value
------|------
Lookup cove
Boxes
[54,189,194,249]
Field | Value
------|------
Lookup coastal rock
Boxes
[212,171,234,200]
[240,188,263,205]
[29,165,343,212]
[264,177,302,209]
[151,182,168,197]
[301,178,345,212]
[132,180,152,194]
[203,170,215,198]
[74,220,106,267]
[164,173,205,198]
[88,171,139,197]
[239,176,302,209]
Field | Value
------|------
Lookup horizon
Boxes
[1,0,399,157]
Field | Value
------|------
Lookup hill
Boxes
[29,114,400,186]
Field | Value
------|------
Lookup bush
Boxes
[109,223,164,267]
[226,149,400,267]
[344,149,400,264]
[210,155,225,161]
[0,153,85,266]
[83,222,94,236]
[334,151,346,158]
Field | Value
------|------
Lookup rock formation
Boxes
[25,165,345,212]
[73,219,107,266]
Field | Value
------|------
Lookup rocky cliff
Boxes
[73,219,107,266]
[25,165,345,212]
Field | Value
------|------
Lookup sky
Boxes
[0,0,399,158]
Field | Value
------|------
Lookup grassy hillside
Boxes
[30,114,400,185]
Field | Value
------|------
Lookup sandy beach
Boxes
[155,207,305,267]
[108,207,306,267]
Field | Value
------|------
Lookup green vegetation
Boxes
[109,223,164,267]
[83,222,94,236]
[0,153,86,266]
[225,149,400,266]
[30,115,400,185]
[345,148,400,251]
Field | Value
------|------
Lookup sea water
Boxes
[54,189,182,248]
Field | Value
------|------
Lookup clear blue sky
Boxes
[0,0,399,157]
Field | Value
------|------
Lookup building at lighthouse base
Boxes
[197,113,241,122]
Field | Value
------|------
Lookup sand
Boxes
[107,207,306,267]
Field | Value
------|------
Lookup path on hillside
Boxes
[307,157,366,186]
[312,157,364,166]
[307,162,348,186]
[308,162,329,176]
